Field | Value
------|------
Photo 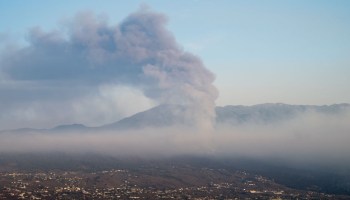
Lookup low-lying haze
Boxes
[1,108,350,170]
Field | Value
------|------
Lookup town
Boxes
[1,168,347,199]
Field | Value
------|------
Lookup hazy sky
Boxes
[1,0,349,105]
[1,1,350,130]
[1,0,350,106]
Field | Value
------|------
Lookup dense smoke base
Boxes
[0,8,218,129]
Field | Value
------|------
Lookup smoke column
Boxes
[1,7,218,130]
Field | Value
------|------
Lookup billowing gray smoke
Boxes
[0,8,218,129]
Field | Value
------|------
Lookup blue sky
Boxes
[1,0,350,106]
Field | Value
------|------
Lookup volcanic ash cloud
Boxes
[0,7,218,129]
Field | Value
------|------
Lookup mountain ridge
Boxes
[1,103,349,133]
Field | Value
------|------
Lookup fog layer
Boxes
[1,110,349,169]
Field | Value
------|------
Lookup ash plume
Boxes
[0,7,218,129]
